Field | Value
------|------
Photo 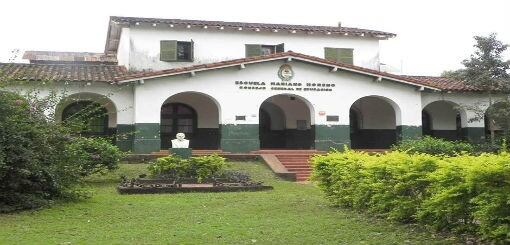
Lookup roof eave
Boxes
[116,53,441,91]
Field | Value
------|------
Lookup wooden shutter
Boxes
[324,47,353,65]
[245,44,262,57]
[324,47,337,61]
[190,39,195,62]
[338,48,353,65]
[275,43,285,53]
[160,40,177,61]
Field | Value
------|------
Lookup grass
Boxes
[0,161,460,244]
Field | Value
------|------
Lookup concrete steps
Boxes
[253,149,324,182]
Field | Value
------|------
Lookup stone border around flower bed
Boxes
[117,185,273,194]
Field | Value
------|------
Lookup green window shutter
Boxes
[190,39,195,62]
[324,47,353,65]
[245,44,262,57]
[160,40,177,61]
[324,47,337,61]
[275,43,285,53]
[338,48,353,65]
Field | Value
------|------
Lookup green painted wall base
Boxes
[462,127,485,143]
[169,148,192,159]
[133,123,161,154]
[220,124,259,153]
[116,124,135,152]
[397,125,422,141]
[314,125,350,151]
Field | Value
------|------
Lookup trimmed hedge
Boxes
[311,149,510,242]
[392,136,474,156]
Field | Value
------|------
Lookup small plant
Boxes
[392,136,474,156]
[147,154,226,182]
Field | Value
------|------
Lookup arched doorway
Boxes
[259,94,314,149]
[484,101,510,140]
[422,101,465,140]
[62,101,109,136]
[349,96,399,149]
[56,93,117,138]
[160,92,221,149]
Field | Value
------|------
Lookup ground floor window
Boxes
[161,103,197,148]
[62,101,109,136]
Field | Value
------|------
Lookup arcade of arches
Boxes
[55,92,505,153]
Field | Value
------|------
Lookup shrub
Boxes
[311,149,510,242]
[148,154,226,182]
[0,92,123,212]
[65,137,124,176]
[392,136,474,156]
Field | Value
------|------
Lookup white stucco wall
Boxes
[3,82,135,125]
[421,92,508,128]
[352,96,396,129]
[263,95,312,129]
[131,59,423,127]
[117,27,131,69]
[118,26,381,71]
[163,92,220,128]
[423,101,459,130]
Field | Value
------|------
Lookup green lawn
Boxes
[0,161,459,244]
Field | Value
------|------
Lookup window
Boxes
[245,43,284,57]
[161,103,196,135]
[326,115,339,122]
[296,120,308,130]
[160,40,194,62]
[324,47,353,65]
[62,101,109,136]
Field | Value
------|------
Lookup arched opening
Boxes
[56,93,117,138]
[484,101,510,140]
[349,96,399,149]
[422,101,465,141]
[259,94,314,149]
[161,92,221,149]
[62,101,109,136]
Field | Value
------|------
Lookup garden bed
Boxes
[117,178,273,194]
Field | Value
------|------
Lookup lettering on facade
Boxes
[234,81,335,92]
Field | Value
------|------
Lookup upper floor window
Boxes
[160,40,194,62]
[245,43,284,57]
[324,47,353,65]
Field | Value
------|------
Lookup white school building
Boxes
[0,16,504,154]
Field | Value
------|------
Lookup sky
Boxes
[1,0,509,76]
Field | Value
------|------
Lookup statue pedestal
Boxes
[168,148,192,159]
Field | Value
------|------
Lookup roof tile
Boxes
[0,63,129,83]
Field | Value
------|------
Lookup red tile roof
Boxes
[115,51,444,90]
[23,51,117,64]
[110,16,396,38]
[105,16,395,54]
[0,63,129,83]
[402,76,481,92]
[0,52,484,92]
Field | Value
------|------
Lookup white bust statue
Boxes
[171,133,190,148]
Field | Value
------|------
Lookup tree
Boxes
[444,33,510,143]
[0,91,126,212]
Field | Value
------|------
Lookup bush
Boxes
[65,137,124,176]
[148,154,226,182]
[0,92,123,212]
[311,149,510,242]
[392,136,474,156]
